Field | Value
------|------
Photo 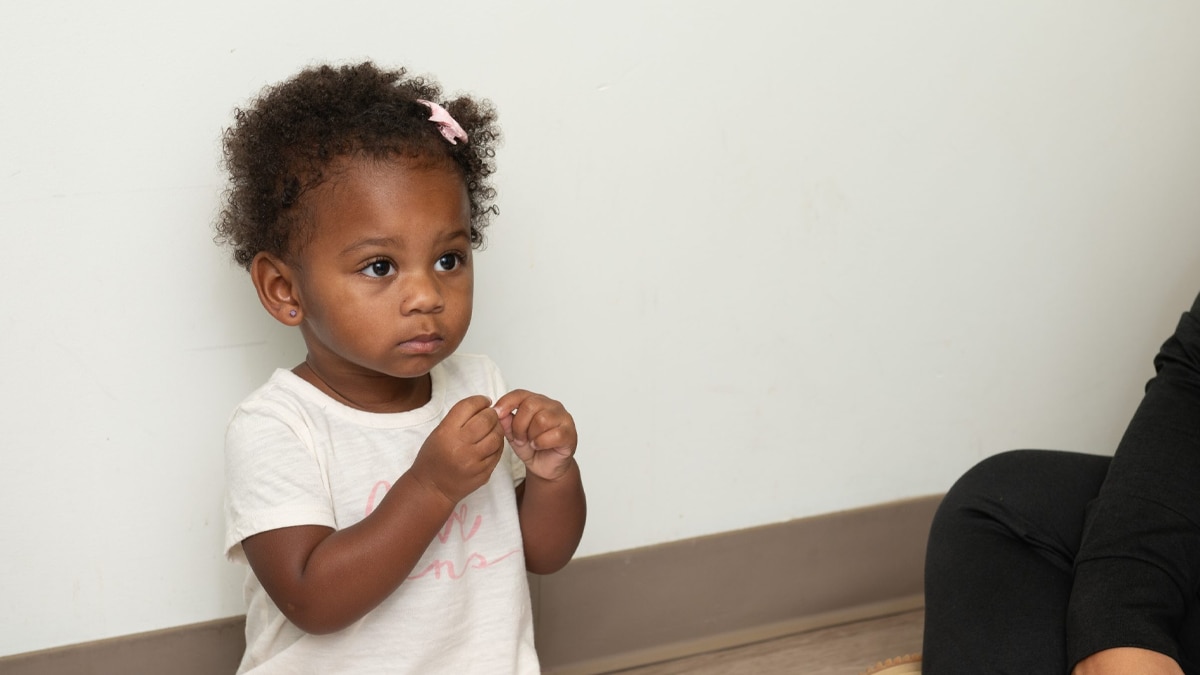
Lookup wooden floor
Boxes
[610,610,924,675]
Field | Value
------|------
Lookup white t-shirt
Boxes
[224,354,537,674]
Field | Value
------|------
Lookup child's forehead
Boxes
[300,155,470,240]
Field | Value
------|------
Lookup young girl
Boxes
[216,62,586,674]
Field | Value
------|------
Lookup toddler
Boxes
[216,62,586,674]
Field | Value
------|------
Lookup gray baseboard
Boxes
[0,616,247,675]
[0,495,939,674]
[533,495,938,673]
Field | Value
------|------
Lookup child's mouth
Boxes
[397,334,443,354]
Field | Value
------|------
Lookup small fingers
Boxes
[507,396,560,444]
[521,403,572,447]
[475,426,505,463]
[445,395,495,428]
[529,423,577,455]
[493,391,576,453]
[460,405,502,444]
[493,390,539,444]
[496,409,516,445]
[492,389,534,420]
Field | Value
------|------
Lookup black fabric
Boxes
[923,292,1200,675]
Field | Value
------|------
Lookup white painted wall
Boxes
[3,0,1199,656]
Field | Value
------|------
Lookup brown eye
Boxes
[361,260,395,278]
[435,253,462,271]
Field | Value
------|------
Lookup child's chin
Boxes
[382,354,452,378]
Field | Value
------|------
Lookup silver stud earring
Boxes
[289,310,297,318]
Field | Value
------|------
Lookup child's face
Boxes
[291,156,474,387]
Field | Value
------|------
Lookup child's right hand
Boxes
[410,395,505,507]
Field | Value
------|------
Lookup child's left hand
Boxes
[492,390,577,482]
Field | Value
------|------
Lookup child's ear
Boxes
[250,252,303,326]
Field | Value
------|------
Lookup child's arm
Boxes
[240,395,505,635]
[493,390,586,574]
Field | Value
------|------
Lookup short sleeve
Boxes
[223,401,337,562]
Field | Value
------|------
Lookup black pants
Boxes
[922,449,1200,675]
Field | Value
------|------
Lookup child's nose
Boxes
[399,272,444,315]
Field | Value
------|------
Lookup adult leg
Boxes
[922,449,1110,675]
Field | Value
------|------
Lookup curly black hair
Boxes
[216,61,500,269]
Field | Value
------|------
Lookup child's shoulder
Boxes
[223,369,323,453]
[228,368,321,421]
[239,367,312,402]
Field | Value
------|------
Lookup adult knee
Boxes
[930,450,1063,537]
[931,449,1107,539]
[946,450,1052,506]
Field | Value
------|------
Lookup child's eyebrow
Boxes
[341,237,400,256]
[440,229,471,244]
[340,229,471,256]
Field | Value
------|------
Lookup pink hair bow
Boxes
[417,99,468,145]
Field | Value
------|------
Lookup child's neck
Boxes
[293,360,432,414]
